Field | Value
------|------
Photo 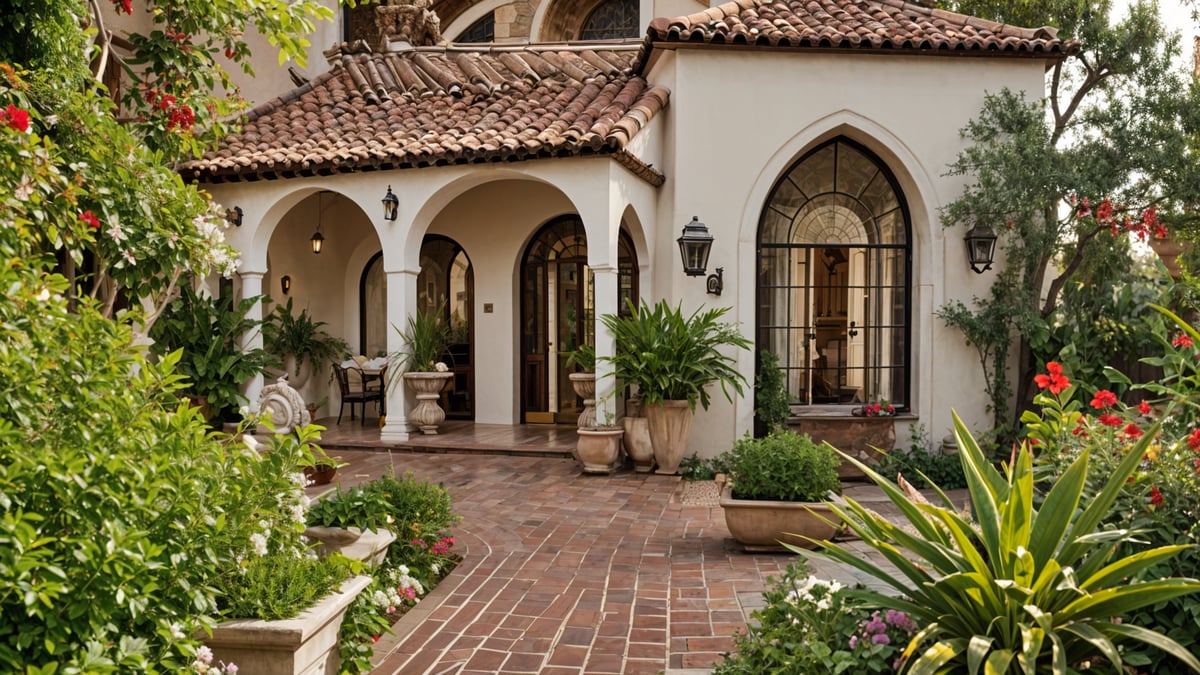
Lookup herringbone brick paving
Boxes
[323,450,792,674]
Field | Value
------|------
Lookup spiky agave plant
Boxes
[792,411,1200,674]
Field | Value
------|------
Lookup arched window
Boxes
[456,12,495,43]
[580,0,639,41]
[757,138,911,410]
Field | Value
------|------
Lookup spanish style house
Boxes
[172,0,1072,454]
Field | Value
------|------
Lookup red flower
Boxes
[1097,413,1123,428]
[111,0,132,14]
[1096,197,1113,223]
[1123,423,1144,439]
[1173,334,1194,349]
[79,210,100,228]
[1188,429,1200,451]
[1150,486,1164,507]
[1137,400,1151,415]
[1034,362,1070,395]
[1,103,30,132]
[1072,424,1088,437]
[1090,390,1118,409]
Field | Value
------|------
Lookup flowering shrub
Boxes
[713,564,919,674]
[1028,310,1200,671]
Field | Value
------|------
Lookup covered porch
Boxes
[314,417,578,458]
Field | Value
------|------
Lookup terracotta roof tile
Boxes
[183,44,668,183]
[637,0,1077,67]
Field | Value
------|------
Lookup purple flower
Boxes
[872,633,891,645]
[849,636,858,649]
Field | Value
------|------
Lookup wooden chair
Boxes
[333,365,383,424]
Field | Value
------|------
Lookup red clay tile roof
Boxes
[182,44,669,183]
[638,0,1076,68]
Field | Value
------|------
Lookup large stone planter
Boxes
[568,372,596,428]
[205,575,372,675]
[576,426,624,474]
[719,485,841,552]
[621,416,655,472]
[403,371,453,434]
[790,415,896,480]
[644,400,693,475]
[303,526,396,566]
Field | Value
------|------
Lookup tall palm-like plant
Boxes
[600,299,751,411]
[794,411,1200,674]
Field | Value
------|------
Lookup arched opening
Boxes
[520,216,637,424]
[418,235,474,419]
[454,11,495,42]
[537,0,639,42]
[757,137,911,411]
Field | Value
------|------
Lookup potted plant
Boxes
[263,298,350,389]
[300,442,345,487]
[574,392,624,474]
[389,305,452,434]
[601,300,752,474]
[303,483,397,565]
[563,344,596,428]
[719,430,842,551]
[149,283,276,427]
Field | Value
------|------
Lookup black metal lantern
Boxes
[310,228,324,254]
[677,216,714,277]
[280,275,292,295]
[382,185,399,221]
[225,205,243,227]
[964,223,998,274]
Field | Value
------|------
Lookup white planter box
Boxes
[206,575,372,675]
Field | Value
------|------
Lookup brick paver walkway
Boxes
[323,450,793,674]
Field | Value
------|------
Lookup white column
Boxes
[379,268,419,443]
[239,270,267,411]
[592,265,620,423]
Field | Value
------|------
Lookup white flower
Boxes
[14,174,33,201]
[35,287,50,302]
[169,622,185,639]
[196,645,213,664]
[249,533,268,557]
[106,219,127,242]
[122,249,136,265]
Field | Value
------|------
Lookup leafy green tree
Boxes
[935,0,1200,440]
[0,0,332,330]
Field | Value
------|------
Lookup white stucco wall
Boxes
[654,48,1049,456]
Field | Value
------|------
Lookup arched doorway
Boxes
[359,236,475,419]
[520,216,637,424]
[757,137,911,410]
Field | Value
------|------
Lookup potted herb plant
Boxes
[263,298,350,390]
[719,430,843,551]
[389,306,452,434]
[601,299,752,474]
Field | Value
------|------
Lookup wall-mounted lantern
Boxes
[280,275,292,295]
[382,185,399,221]
[225,205,243,227]
[964,223,998,274]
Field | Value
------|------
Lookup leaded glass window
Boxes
[457,12,495,43]
[580,0,639,41]
[757,138,911,410]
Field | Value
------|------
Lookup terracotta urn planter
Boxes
[1149,234,1190,280]
[403,371,453,434]
[621,416,655,472]
[644,400,693,475]
[204,575,372,675]
[568,372,596,428]
[576,426,624,474]
[719,485,841,552]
